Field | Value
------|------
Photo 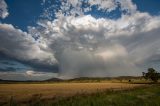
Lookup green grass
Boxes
[5,85,160,106]
[51,85,160,106]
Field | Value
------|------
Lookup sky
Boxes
[0,0,160,80]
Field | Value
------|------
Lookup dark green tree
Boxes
[142,68,159,82]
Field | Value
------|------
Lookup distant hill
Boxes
[45,76,142,82]
[45,78,63,82]
[68,77,111,81]
[0,79,19,82]
[68,76,141,81]
[0,76,142,83]
[0,79,40,83]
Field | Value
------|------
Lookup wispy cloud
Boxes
[0,0,9,19]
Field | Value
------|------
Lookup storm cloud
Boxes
[0,0,160,80]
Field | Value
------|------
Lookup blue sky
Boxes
[0,0,160,80]
[1,0,160,31]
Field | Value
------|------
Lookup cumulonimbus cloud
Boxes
[1,0,160,79]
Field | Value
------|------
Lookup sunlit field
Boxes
[0,82,144,105]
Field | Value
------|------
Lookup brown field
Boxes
[0,82,144,104]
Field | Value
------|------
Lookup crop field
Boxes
[0,82,144,105]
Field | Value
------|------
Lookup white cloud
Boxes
[0,23,57,69]
[34,0,160,78]
[1,0,160,79]
[88,0,117,12]
[52,0,138,18]
[37,12,160,42]
[0,0,9,19]
[117,0,137,14]
[26,70,55,77]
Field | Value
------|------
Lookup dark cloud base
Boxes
[0,52,59,73]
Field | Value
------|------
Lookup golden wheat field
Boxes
[0,82,144,103]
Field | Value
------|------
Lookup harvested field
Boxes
[0,82,144,104]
